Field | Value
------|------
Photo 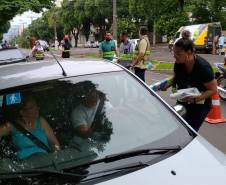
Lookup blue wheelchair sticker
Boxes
[0,96,3,107]
[6,93,21,105]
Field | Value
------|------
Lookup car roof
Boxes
[0,58,122,90]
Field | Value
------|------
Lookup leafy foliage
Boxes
[117,18,138,38]
[0,0,54,36]
[190,0,226,29]
[9,0,226,47]
[156,12,189,38]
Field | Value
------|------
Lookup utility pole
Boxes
[53,13,58,50]
[112,0,117,40]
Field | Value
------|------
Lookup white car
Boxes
[130,39,139,48]
[0,58,226,185]
[38,40,49,51]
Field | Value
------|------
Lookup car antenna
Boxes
[49,49,67,76]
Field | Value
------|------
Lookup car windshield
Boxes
[0,49,25,62]
[0,71,192,176]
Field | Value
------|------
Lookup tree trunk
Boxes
[178,0,184,12]
[72,30,79,48]
[153,20,156,47]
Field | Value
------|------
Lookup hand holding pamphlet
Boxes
[170,88,201,100]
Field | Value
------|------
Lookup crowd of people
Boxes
[99,28,220,132]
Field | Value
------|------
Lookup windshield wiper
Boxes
[0,146,181,182]
[0,168,85,180]
[66,146,181,171]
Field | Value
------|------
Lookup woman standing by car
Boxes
[163,36,217,131]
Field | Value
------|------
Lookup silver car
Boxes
[0,59,226,185]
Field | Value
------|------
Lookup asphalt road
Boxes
[23,46,226,154]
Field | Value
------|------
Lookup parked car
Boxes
[85,41,99,48]
[0,47,27,65]
[130,38,139,49]
[38,40,49,51]
[0,59,226,185]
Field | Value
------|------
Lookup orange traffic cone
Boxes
[205,92,226,124]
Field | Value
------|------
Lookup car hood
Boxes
[98,136,226,185]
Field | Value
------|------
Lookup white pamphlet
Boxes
[170,88,201,100]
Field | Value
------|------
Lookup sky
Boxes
[10,10,42,27]
[3,0,62,40]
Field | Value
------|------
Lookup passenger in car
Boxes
[0,97,60,160]
[70,82,113,150]
[71,88,102,138]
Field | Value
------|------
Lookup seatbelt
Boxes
[91,96,105,129]
[12,121,51,153]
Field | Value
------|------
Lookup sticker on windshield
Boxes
[6,93,21,105]
[0,96,3,107]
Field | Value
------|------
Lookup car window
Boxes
[0,71,192,175]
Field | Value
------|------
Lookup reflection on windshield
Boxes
[0,71,191,178]
[69,81,113,153]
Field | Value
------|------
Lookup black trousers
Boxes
[134,67,146,82]
[181,102,211,131]
[62,51,70,58]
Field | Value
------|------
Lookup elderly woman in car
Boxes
[0,97,60,160]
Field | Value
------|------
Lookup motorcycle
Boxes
[215,63,226,100]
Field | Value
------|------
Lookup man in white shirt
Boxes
[71,89,100,138]
[70,86,112,150]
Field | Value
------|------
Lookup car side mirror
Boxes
[173,104,186,117]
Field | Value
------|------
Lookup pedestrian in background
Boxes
[218,34,225,55]
[61,35,72,58]
[99,32,118,61]
[131,27,151,82]
[118,31,134,68]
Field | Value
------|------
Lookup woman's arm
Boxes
[195,79,218,102]
[0,122,12,138]
[41,118,60,151]
[183,79,217,103]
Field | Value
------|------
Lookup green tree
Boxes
[156,12,189,38]
[191,0,226,29]
[0,22,10,41]
[60,0,82,47]
[129,0,184,44]
[26,8,64,44]
[117,18,138,38]
[0,0,54,36]
[17,29,30,48]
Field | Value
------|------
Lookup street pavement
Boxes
[23,46,226,154]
